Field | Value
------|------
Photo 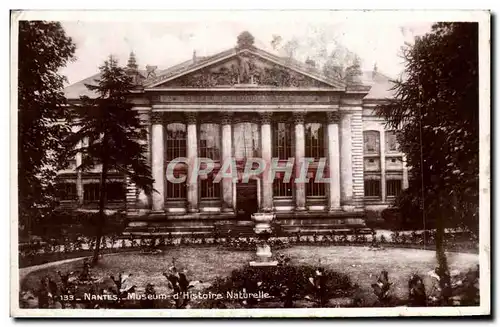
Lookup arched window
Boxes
[385,130,399,153]
[363,130,380,154]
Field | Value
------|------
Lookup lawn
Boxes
[20,245,478,307]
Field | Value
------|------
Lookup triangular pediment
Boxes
[145,48,345,90]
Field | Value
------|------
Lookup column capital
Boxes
[151,112,164,125]
[259,112,273,124]
[326,111,340,124]
[293,112,306,124]
[185,112,197,125]
[220,112,233,125]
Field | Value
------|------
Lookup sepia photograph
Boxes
[10,10,490,317]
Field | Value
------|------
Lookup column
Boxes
[294,112,306,211]
[339,112,354,210]
[151,112,164,211]
[380,129,386,202]
[76,142,83,205]
[221,113,234,212]
[260,112,273,212]
[186,112,199,212]
[327,112,341,211]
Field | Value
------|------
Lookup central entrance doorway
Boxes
[232,119,261,220]
[236,179,259,220]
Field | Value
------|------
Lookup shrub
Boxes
[204,264,355,308]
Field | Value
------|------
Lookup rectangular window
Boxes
[84,183,100,203]
[166,181,186,199]
[385,131,399,153]
[364,131,380,154]
[273,122,294,159]
[273,174,293,197]
[305,123,325,159]
[386,179,402,197]
[364,180,381,197]
[199,123,221,160]
[200,177,220,199]
[166,123,187,161]
[57,183,77,201]
[306,176,326,197]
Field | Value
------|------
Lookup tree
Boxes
[376,23,479,303]
[273,35,361,81]
[18,21,76,235]
[67,55,153,264]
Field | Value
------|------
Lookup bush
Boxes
[382,206,437,231]
[27,209,127,240]
[203,264,355,308]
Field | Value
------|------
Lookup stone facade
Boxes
[60,33,408,234]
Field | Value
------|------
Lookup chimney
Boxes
[193,50,197,64]
[372,62,378,79]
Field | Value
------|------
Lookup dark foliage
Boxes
[18,21,76,233]
[408,274,427,306]
[66,56,153,264]
[376,23,479,301]
[204,265,354,308]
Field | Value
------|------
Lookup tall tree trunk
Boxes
[435,194,451,305]
[92,159,108,265]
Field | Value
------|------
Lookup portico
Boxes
[146,99,364,217]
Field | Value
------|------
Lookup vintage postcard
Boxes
[10,10,490,318]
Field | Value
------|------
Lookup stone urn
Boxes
[249,212,278,267]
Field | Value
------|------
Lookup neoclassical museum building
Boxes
[61,32,408,235]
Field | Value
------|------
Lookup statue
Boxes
[237,53,254,84]
[146,65,157,79]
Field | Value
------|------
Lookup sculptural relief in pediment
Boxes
[161,53,332,88]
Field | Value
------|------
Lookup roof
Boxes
[362,70,396,100]
[64,55,210,99]
[64,44,395,100]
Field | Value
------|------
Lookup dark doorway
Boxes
[236,179,259,220]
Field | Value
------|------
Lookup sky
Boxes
[58,13,433,85]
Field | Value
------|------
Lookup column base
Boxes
[188,208,200,213]
[342,205,355,212]
[222,207,234,213]
[295,206,306,212]
[328,206,342,212]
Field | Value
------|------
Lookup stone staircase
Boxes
[123,211,370,238]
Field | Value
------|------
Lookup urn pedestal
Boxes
[249,212,278,267]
